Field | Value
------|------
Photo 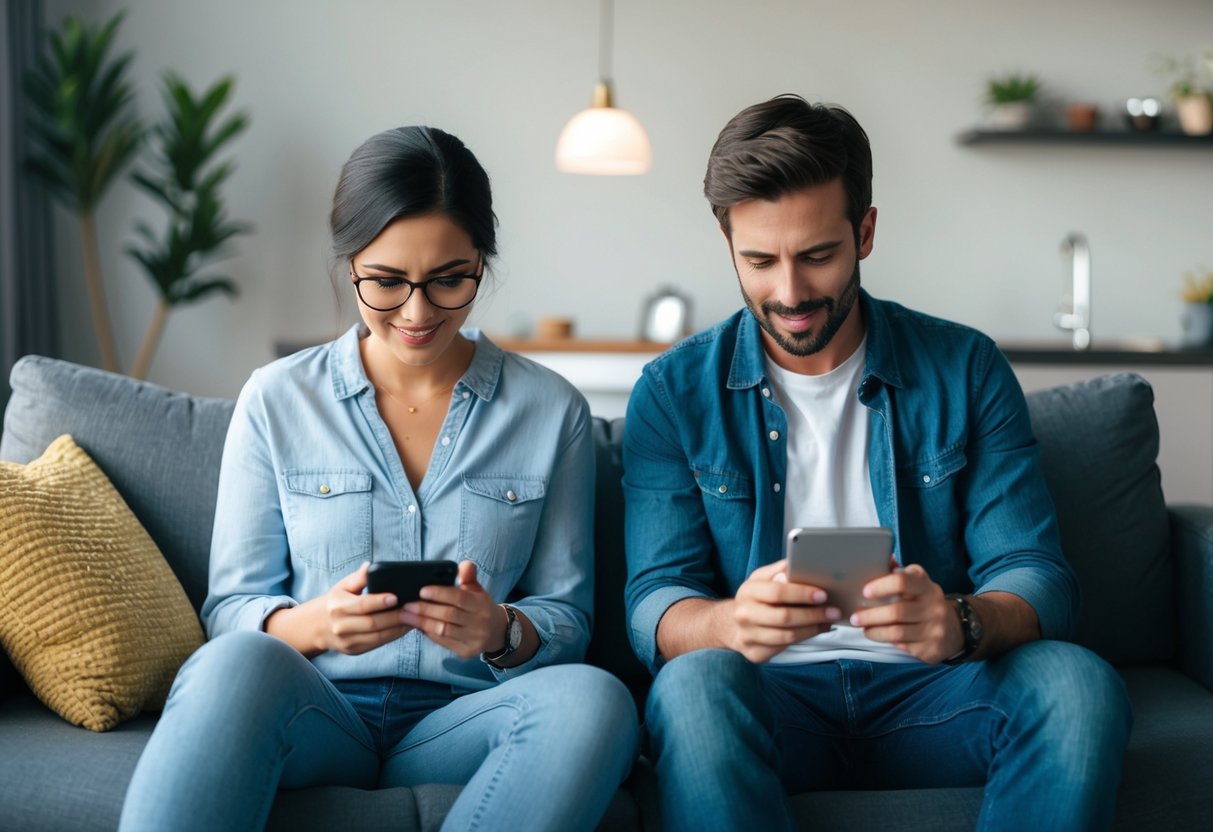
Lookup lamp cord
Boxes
[599,0,613,81]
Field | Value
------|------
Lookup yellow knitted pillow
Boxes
[0,435,203,731]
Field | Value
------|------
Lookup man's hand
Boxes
[724,559,842,663]
[848,564,964,663]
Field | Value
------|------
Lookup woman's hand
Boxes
[266,562,414,657]
[401,560,506,659]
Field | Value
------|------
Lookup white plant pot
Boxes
[1175,95,1213,136]
[988,102,1033,130]
[1181,302,1213,348]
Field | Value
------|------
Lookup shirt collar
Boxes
[329,323,504,402]
[726,288,904,391]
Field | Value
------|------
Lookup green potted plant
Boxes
[985,71,1042,130]
[125,74,251,379]
[1180,269,1213,348]
[23,12,141,373]
[1155,50,1213,136]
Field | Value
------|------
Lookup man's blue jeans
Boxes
[645,641,1132,831]
[119,631,639,832]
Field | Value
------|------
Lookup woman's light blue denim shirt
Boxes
[202,325,595,690]
[623,290,1080,672]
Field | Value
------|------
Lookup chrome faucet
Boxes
[1055,232,1091,350]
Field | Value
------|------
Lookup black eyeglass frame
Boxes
[350,258,484,311]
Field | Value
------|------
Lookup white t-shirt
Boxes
[763,338,916,664]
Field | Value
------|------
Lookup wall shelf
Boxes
[956,128,1213,146]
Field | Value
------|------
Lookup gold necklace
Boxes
[374,381,457,415]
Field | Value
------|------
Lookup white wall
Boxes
[40,0,1213,397]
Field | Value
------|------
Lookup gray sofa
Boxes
[2,354,1212,831]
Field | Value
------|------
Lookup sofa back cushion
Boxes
[1,356,234,613]
[586,418,650,702]
[1025,372,1173,665]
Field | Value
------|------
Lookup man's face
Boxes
[726,180,876,371]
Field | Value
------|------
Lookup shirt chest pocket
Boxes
[282,469,373,571]
[459,474,547,578]
[692,466,755,539]
[896,446,967,491]
[896,446,967,549]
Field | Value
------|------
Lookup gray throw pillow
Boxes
[1,356,235,612]
[1026,372,1172,664]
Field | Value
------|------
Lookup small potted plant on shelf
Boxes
[1155,49,1213,136]
[1180,268,1213,347]
[985,71,1042,130]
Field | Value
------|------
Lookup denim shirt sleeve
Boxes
[482,400,596,681]
[622,371,717,673]
[201,370,299,637]
[961,345,1080,640]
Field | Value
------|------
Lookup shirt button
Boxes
[407,504,417,514]
[718,484,728,494]
[768,430,780,441]
[462,391,471,399]
[318,484,330,495]
[762,387,771,398]
[506,490,518,502]
[922,475,931,484]
[773,483,781,493]
[441,436,451,446]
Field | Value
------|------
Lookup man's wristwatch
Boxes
[483,604,522,666]
[943,593,983,665]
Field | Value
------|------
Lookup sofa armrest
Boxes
[1170,503,1213,692]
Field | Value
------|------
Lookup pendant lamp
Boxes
[555,0,652,175]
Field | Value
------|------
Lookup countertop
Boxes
[497,337,1213,367]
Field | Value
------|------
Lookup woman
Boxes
[119,126,639,831]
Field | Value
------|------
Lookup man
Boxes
[622,95,1131,831]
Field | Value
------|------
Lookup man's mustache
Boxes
[761,297,833,317]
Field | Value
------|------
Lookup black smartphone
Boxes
[366,561,458,608]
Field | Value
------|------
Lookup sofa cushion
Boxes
[1,355,235,611]
[1025,373,1172,664]
[587,418,650,706]
[0,435,204,731]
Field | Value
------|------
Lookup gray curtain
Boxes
[1,0,57,417]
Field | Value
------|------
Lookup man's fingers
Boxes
[749,559,788,582]
[738,600,840,628]
[742,623,832,648]
[744,579,825,606]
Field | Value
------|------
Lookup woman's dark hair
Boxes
[703,95,872,239]
[330,126,497,263]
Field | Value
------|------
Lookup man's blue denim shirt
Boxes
[622,290,1079,672]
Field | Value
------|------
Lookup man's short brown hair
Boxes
[704,95,873,239]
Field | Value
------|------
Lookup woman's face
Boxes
[351,213,481,371]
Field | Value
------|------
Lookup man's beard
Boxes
[741,257,861,358]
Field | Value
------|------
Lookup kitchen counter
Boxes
[998,340,1213,366]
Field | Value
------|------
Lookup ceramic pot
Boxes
[1181,302,1213,348]
[988,102,1033,130]
[1175,94,1213,136]
[1066,102,1100,132]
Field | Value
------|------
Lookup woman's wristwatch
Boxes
[483,604,523,666]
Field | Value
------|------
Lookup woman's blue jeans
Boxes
[119,631,639,831]
[645,641,1132,831]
